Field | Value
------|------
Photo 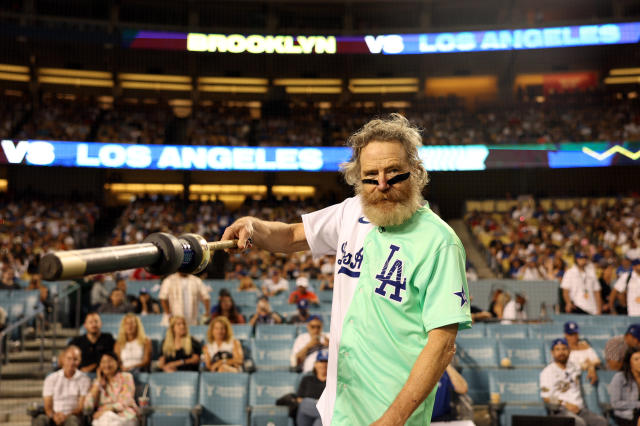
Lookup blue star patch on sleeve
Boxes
[453,287,468,307]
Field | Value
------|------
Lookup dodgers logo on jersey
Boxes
[374,244,407,302]
[337,241,363,278]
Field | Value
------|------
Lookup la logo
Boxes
[374,245,406,302]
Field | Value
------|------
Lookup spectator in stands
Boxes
[488,289,508,319]
[262,268,289,297]
[34,345,90,426]
[114,313,152,373]
[289,300,312,325]
[564,321,600,384]
[545,256,566,282]
[157,315,201,372]
[237,273,258,292]
[605,324,640,371]
[159,272,210,326]
[540,338,607,426]
[0,267,19,289]
[115,278,138,306]
[203,316,244,373]
[133,288,160,315]
[90,275,110,311]
[611,259,640,316]
[248,296,283,327]
[295,349,328,426]
[626,240,640,261]
[84,351,137,426]
[0,305,6,331]
[291,315,329,373]
[501,292,527,324]
[27,273,52,313]
[519,256,545,280]
[319,274,334,291]
[288,277,319,305]
[70,312,115,373]
[561,253,602,314]
[98,288,134,314]
[210,289,246,324]
[431,360,471,422]
[608,347,640,426]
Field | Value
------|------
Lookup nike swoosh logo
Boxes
[358,217,370,224]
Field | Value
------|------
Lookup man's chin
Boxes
[362,202,417,227]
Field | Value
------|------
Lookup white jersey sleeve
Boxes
[302,199,349,258]
[614,273,630,293]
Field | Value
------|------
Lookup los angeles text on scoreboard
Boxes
[123,22,640,54]
[2,140,639,171]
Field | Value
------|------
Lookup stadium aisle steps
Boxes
[450,219,495,279]
[0,324,77,425]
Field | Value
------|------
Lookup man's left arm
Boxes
[372,323,458,425]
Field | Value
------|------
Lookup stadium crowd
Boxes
[1,91,638,146]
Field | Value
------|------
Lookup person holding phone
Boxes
[84,351,138,426]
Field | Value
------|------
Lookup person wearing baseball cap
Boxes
[540,338,607,426]
[610,258,640,317]
[291,315,329,373]
[295,349,328,426]
[288,276,320,305]
[605,324,640,371]
[560,253,602,315]
[563,321,601,384]
[289,299,312,325]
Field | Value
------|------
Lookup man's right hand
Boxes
[221,217,255,251]
[563,401,580,414]
[564,302,574,313]
[52,412,67,425]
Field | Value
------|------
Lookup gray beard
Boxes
[358,183,423,227]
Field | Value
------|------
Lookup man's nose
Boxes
[377,174,390,191]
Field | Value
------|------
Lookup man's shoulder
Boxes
[409,207,463,248]
[69,334,87,345]
[540,362,559,376]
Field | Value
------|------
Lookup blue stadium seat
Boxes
[581,371,603,416]
[528,324,563,340]
[458,322,486,338]
[597,370,617,412]
[456,337,499,368]
[461,368,490,404]
[99,313,125,328]
[550,314,597,325]
[249,371,297,425]
[149,372,199,426]
[233,324,253,340]
[486,324,529,339]
[318,290,333,304]
[586,338,608,363]
[578,325,614,340]
[250,406,290,426]
[233,292,258,309]
[139,314,163,331]
[498,339,546,368]
[489,369,545,426]
[198,372,249,426]
[190,325,209,342]
[252,339,293,370]
[255,324,298,341]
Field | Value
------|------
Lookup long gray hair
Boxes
[340,113,429,189]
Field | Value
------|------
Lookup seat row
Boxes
[463,368,617,426]
[459,321,628,340]
[455,337,609,370]
[0,289,41,323]
[134,371,300,426]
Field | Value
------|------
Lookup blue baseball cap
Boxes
[139,287,148,294]
[297,299,309,311]
[632,259,640,267]
[574,253,587,260]
[626,324,640,340]
[316,349,329,362]
[307,314,323,323]
[564,321,579,335]
[551,338,568,349]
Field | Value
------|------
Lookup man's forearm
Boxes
[160,299,170,315]
[377,324,458,424]
[245,218,309,253]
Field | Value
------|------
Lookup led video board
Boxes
[122,22,640,54]
[2,140,639,172]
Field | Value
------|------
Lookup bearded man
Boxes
[222,113,471,425]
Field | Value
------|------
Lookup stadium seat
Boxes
[251,339,293,370]
[498,339,546,368]
[198,372,249,426]
[233,324,253,340]
[577,325,614,340]
[458,322,486,338]
[255,324,298,341]
[233,292,258,309]
[149,372,199,426]
[550,314,597,325]
[461,368,490,404]
[455,337,499,368]
[581,371,603,416]
[190,325,209,342]
[249,372,298,426]
[597,369,617,415]
[486,324,529,339]
[489,369,545,426]
[528,324,563,340]
[318,290,333,304]
[140,314,163,331]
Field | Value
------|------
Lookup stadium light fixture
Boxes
[119,73,191,83]
[38,76,114,87]
[604,76,640,84]
[121,81,192,91]
[349,85,419,94]
[609,68,640,76]
[198,85,268,94]
[273,78,342,86]
[285,86,342,94]
[199,77,268,85]
[0,72,29,82]
[0,64,29,73]
[39,68,112,79]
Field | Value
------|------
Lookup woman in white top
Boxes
[114,313,152,372]
[203,316,244,373]
[564,321,601,385]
